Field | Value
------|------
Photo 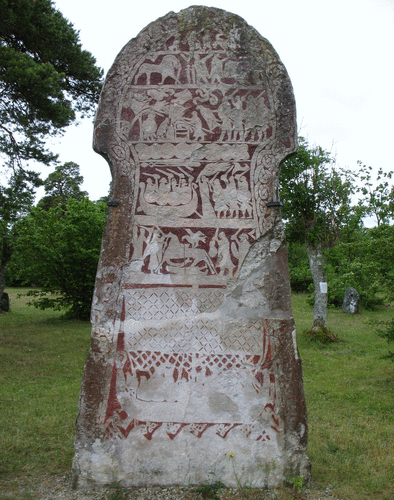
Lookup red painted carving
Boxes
[89,9,300,459]
[189,423,215,438]
[216,423,241,439]
[118,419,137,438]
[142,421,163,440]
[104,364,122,424]
[166,423,188,440]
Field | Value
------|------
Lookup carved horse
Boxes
[135,55,181,84]
[157,232,216,275]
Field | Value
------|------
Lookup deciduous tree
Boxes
[280,137,359,328]
[357,162,394,226]
[9,198,107,319]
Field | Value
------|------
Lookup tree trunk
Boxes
[306,244,327,327]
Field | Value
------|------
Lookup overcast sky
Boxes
[45,0,394,201]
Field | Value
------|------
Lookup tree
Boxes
[357,162,394,226]
[280,137,359,328]
[9,198,107,319]
[0,170,40,309]
[0,0,103,170]
[1,161,88,306]
[323,227,383,310]
[362,224,394,303]
[38,161,88,210]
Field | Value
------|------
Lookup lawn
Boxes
[0,289,90,477]
[292,294,394,499]
[0,289,393,499]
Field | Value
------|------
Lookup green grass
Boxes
[0,289,91,477]
[1,289,393,499]
[292,294,394,499]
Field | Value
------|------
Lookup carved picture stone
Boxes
[72,6,310,488]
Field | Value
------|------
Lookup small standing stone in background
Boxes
[343,287,360,314]
[0,292,10,312]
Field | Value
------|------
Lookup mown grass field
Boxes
[0,289,393,499]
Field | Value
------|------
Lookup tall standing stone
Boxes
[72,6,309,489]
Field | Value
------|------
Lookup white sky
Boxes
[43,0,394,201]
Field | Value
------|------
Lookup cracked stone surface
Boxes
[72,6,310,490]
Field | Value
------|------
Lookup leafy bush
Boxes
[325,260,383,310]
[325,228,391,310]
[9,199,106,319]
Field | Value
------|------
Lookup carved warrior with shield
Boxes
[72,6,310,489]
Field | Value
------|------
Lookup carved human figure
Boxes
[168,172,194,205]
[231,232,251,268]
[210,230,234,276]
[223,60,239,81]
[222,175,238,218]
[158,177,171,201]
[210,53,224,83]
[228,27,241,51]
[230,95,244,141]
[169,33,180,52]
[131,226,146,260]
[244,95,260,141]
[213,33,228,50]
[211,178,228,217]
[194,53,212,83]
[244,94,270,142]
[141,111,157,140]
[188,111,205,141]
[157,117,170,139]
[236,174,253,217]
[199,175,216,218]
[198,105,220,133]
[143,175,160,203]
[187,31,198,52]
[126,91,150,139]
[142,227,166,273]
[202,33,211,51]
[218,97,232,141]
[161,231,216,275]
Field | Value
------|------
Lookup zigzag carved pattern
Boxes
[103,418,274,442]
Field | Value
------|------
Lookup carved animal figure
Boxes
[158,233,216,275]
[135,55,181,84]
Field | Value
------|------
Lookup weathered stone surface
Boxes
[72,6,309,489]
[343,287,359,314]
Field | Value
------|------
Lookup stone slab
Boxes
[72,6,310,489]
[343,287,359,314]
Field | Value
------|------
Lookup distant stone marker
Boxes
[0,292,9,312]
[343,287,360,314]
[72,6,309,489]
